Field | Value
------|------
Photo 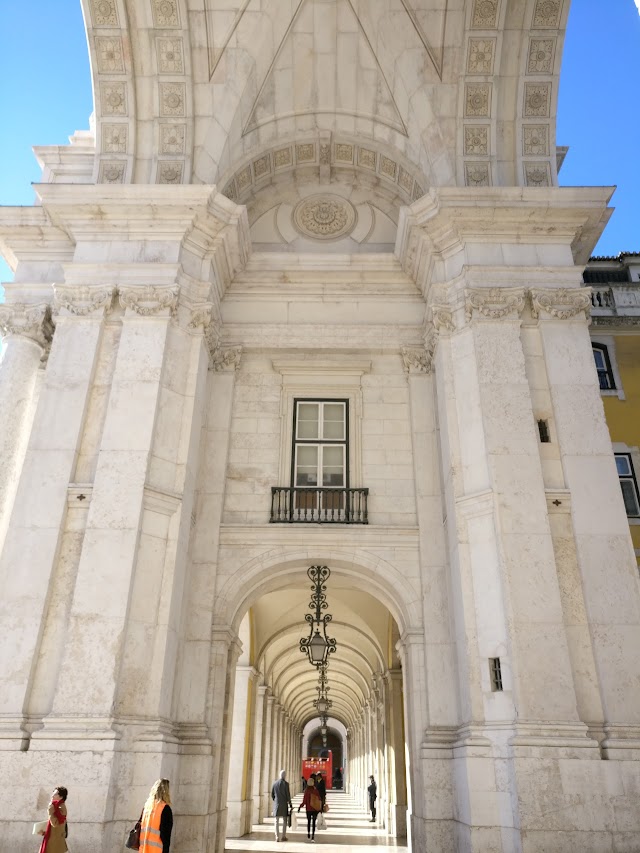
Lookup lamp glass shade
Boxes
[309,630,327,663]
[317,698,328,714]
[321,725,327,735]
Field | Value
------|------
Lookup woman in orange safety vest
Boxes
[140,779,173,853]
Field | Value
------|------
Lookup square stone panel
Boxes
[412,183,425,202]
[98,160,126,184]
[274,147,292,169]
[527,38,555,73]
[465,162,491,187]
[471,0,499,29]
[91,0,118,27]
[102,123,128,154]
[236,165,252,191]
[160,124,186,155]
[524,82,551,117]
[532,0,562,29]
[159,82,186,117]
[398,167,413,193]
[523,124,549,156]
[157,161,184,184]
[524,161,552,186]
[152,0,180,28]
[380,156,397,180]
[465,83,491,117]
[95,36,125,73]
[157,38,184,74]
[296,143,315,163]
[467,38,496,74]
[100,82,128,116]
[334,143,354,163]
[358,148,376,170]
[253,154,271,180]
[464,125,489,156]
[223,180,237,202]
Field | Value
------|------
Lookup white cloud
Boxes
[636,0,640,14]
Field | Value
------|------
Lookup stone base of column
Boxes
[386,802,407,837]
[226,798,252,837]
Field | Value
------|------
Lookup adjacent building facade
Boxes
[1,2,640,852]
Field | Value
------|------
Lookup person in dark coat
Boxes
[271,769,292,842]
[368,775,377,822]
[315,773,326,810]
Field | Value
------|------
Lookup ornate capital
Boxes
[401,346,432,375]
[53,285,115,317]
[186,302,214,331]
[0,303,53,349]
[118,284,179,317]
[210,346,242,373]
[530,287,592,321]
[429,303,455,333]
[464,287,526,322]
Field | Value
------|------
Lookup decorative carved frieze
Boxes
[530,288,591,321]
[0,303,53,349]
[465,83,491,117]
[53,285,115,317]
[465,162,491,187]
[523,125,549,156]
[152,0,180,28]
[210,346,242,373]
[157,161,184,184]
[100,82,128,116]
[156,37,184,74]
[95,36,125,73]
[98,161,127,184]
[524,161,551,187]
[464,126,489,156]
[401,346,432,375]
[467,38,496,74]
[524,83,551,117]
[532,0,562,29]
[471,0,499,29]
[91,0,118,27]
[465,287,526,322]
[102,124,128,154]
[118,285,179,316]
[160,124,186,155]
[159,82,186,117]
[527,38,555,74]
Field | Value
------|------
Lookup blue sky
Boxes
[0,0,638,290]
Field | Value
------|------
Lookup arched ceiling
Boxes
[245,578,400,729]
[80,0,570,192]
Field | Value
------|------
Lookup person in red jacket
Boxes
[298,777,322,842]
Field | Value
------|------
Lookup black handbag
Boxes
[125,817,142,850]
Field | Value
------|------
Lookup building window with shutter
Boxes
[615,453,640,518]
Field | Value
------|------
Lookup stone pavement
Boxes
[225,791,409,852]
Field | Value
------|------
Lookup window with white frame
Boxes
[592,344,616,391]
[292,400,348,489]
[615,453,640,518]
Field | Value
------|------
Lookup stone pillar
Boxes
[0,303,50,551]
[260,693,275,819]
[534,289,640,752]
[0,287,112,747]
[384,669,407,837]
[251,685,268,824]
[226,665,257,836]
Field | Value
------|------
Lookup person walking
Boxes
[140,779,173,853]
[315,773,326,811]
[271,769,292,842]
[368,775,377,822]
[298,776,322,842]
[37,786,68,853]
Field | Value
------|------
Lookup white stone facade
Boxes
[1,2,640,852]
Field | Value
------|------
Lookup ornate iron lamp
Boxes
[300,565,337,668]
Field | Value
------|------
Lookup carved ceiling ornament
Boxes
[0,303,53,349]
[465,287,526,322]
[471,0,499,29]
[293,194,357,241]
[533,0,562,29]
[530,288,592,321]
[53,285,115,317]
[401,346,432,375]
[118,285,180,317]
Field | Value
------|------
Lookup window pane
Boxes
[296,445,318,486]
[297,403,319,439]
[322,403,345,440]
[593,349,606,369]
[620,480,640,516]
[322,446,344,486]
[616,455,631,476]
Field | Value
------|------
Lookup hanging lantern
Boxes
[299,566,337,668]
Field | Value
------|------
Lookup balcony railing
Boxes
[270,487,369,524]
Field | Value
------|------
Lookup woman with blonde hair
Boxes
[37,786,68,853]
[140,779,173,853]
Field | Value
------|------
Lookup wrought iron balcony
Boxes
[270,487,369,524]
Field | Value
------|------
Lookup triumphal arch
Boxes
[1,0,640,851]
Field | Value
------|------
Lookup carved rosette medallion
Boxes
[465,287,526,322]
[118,285,179,317]
[0,303,53,350]
[530,288,591,321]
[53,286,115,317]
[293,194,357,241]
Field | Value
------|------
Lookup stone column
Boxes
[534,289,640,752]
[384,669,407,837]
[251,684,268,824]
[226,665,257,836]
[0,303,50,551]
[0,287,112,747]
[260,693,275,819]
